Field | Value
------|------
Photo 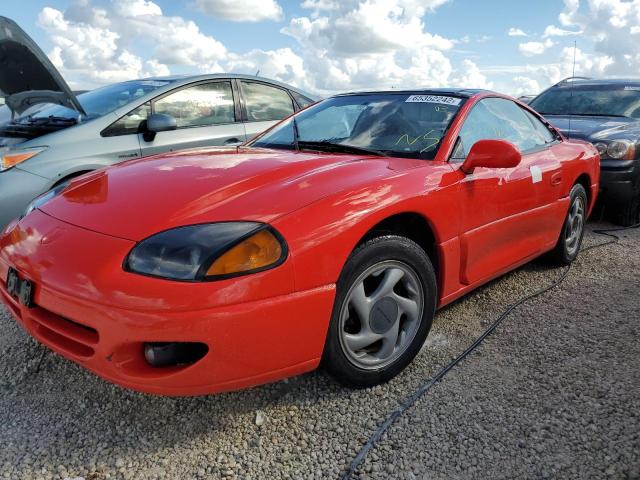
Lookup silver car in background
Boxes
[0,16,317,228]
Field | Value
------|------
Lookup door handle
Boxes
[551,172,563,186]
[224,138,243,145]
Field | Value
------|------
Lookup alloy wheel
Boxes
[565,195,585,256]
[338,260,424,370]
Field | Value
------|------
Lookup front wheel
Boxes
[322,235,437,388]
[548,184,587,265]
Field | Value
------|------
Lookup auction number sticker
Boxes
[405,95,461,106]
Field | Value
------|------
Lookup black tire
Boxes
[613,190,640,227]
[548,184,588,265]
[321,235,437,388]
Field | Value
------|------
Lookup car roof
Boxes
[550,77,640,88]
[128,73,319,100]
[331,88,495,98]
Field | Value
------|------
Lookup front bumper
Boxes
[0,166,52,230]
[0,211,335,396]
[599,159,640,204]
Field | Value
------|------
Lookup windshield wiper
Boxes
[24,115,78,125]
[297,140,388,157]
[292,116,300,152]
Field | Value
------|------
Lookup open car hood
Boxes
[0,16,85,117]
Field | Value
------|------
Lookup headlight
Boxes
[593,142,608,156]
[1,147,47,171]
[125,222,287,281]
[22,182,68,218]
[605,139,635,160]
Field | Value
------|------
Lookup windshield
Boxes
[530,84,640,118]
[250,93,464,160]
[14,79,171,122]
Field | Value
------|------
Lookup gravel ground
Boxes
[0,222,638,480]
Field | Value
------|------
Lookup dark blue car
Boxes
[530,78,640,226]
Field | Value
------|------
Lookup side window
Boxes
[452,97,546,161]
[154,82,235,128]
[291,91,315,109]
[102,103,150,136]
[522,108,556,144]
[242,81,294,122]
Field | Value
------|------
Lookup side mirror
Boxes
[460,139,522,174]
[143,113,177,142]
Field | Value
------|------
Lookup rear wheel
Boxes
[322,235,437,388]
[548,184,587,265]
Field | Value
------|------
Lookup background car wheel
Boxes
[548,183,588,265]
[613,189,640,227]
[322,235,437,388]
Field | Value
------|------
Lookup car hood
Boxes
[0,16,85,117]
[39,147,421,241]
[544,114,640,141]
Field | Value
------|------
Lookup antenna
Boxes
[569,40,577,134]
[255,70,260,77]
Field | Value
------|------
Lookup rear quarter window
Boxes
[242,81,295,122]
[291,91,315,109]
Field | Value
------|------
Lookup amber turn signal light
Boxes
[207,229,283,276]
[1,148,46,170]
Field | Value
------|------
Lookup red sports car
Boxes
[0,89,599,396]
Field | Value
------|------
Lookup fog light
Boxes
[144,342,208,367]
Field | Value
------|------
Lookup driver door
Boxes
[452,97,554,285]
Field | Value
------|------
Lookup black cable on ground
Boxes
[340,222,640,480]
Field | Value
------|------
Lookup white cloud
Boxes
[492,46,613,98]
[284,0,454,57]
[486,1,640,95]
[558,0,580,27]
[113,0,162,17]
[38,6,138,85]
[192,0,283,22]
[512,76,541,96]
[35,0,490,94]
[144,59,171,77]
[508,27,527,37]
[452,60,493,89]
[280,0,490,93]
[497,1,637,95]
[558,46,613,77]
[225,48,306,86]
[124,12,227,70]
[555,0,640,76]
[36,0,303,90]
[542,24,582,37]
[301,0,340,18]
[37,1,233,87]
[519,38,554,56]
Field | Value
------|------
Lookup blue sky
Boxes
[0,1,635,95]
